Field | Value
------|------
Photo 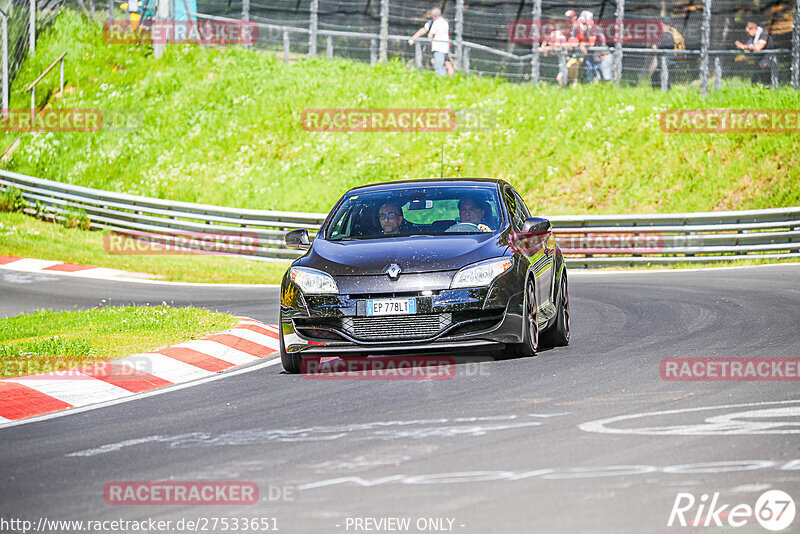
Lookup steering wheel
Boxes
[446,222,481,232]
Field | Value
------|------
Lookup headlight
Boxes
[290,267,338,294]
[450,258,513,289]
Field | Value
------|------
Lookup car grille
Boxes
[341,314,452,341]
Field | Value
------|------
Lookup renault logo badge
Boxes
[386,264,401,280]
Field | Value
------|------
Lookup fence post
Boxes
[29,0,35,56]
[108,0,113,22]
[0,9,6,120]
[714,56,721,90]
[464,46,469,75]
[370,38,377,65]
[153,0,165,58]
[242,0,248,22]
[326,35,333,59]
[379,0,388,62]
[660,55,668,90]
[530,0,541,84]
[771,55,778,90]
[283,30,290,64]
[793,0,799,89]
[558,48,567,86]
[309,0,318,57]
[613,0,624,83]
[455,0,464,72]
[700,0,710,95]
[414,41,422,68]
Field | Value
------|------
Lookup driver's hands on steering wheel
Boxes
[476,224,491,232]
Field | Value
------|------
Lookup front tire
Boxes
[505,278,538,358]
[540,271,570,347]
[279,331,301,374]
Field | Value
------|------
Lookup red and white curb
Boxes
[0,255,153,281]
[0,317,280,423]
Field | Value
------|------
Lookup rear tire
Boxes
[505,278,538,358]
[540,272,570,348]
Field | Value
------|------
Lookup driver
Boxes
[378,203,408,235]
[457,197,492,232]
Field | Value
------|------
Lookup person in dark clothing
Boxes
[735,21,775,86]
[651,17,676,90]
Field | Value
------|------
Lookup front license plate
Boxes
[366,298,417,316]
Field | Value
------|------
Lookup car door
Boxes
[504,186,553,312]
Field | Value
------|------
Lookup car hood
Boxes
[301,233,509,276]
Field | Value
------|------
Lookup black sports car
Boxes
[279,179,569,373]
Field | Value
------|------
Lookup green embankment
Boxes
[2,9,798,217]
[0,306,238,378]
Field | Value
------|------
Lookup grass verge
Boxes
[1,9,798,217]
[0,305,238,378]
[0,211,290,284]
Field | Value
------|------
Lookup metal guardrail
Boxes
[2,170,799,268]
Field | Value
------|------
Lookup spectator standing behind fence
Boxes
[409,8,454,76]
[735,22,776,86]
[651,17,677,89]
[556,10,581,86]
[581,13,610,83]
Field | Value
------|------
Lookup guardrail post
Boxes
[0,9,7,120]
[455,0,464,72]
[283,31,290,64]
[370,38,377,65]
[414,41,422,68]
[613,0,624,83]
[794,0,800,90]
[660,55,668,90]
[700,0,711,95]
[29,0,35,56]
[326,36,333,59]
[308,0,318,57]
[464,46,469,75]
[530,0,541,84]
[714,56,721,90]
[379,0,388,63]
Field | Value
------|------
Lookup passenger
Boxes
[457,198,492,232]
[378,203,409,235]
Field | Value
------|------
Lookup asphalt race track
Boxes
[1,264,799,533]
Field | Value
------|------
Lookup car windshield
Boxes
[325,186,504,241]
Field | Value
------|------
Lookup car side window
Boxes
[512,190,531,220]
[504,188,527,230]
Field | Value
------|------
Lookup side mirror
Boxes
[285,229,311,249]
[521,217,551,234]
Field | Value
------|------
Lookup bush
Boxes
[0,187,27,212]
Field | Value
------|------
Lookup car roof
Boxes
[344,178,510,194]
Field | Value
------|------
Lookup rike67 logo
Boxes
[668,490,795,531]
